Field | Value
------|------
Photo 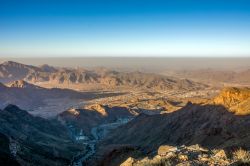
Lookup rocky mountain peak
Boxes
[2,104,29,116]
[67,108,80,116]
[4,104,21,111]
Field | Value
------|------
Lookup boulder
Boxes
[157,145,177,156]
[178,154,189,161]
[214,150,227,159]
[120,157,135,166]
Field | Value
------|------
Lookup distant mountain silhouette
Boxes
[165,68,250,85]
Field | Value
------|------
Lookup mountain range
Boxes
[0,60,250,166]
[163,69,250,86]
[0,61,207,91]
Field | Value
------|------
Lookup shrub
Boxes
[233,148,250,164]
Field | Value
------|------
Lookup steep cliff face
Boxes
[214,87,250,115]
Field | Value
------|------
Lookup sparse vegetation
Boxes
[233,148,250,164]
[143,159,173,166]
[134,157,174,166]
[121,145,250,166]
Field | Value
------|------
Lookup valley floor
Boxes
[70,117,133,166]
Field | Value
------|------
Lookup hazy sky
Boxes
[1,0,250,57]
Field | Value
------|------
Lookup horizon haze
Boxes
[0,57,250,71]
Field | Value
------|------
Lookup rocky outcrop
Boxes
[85,104,108,116]
[120,145,249,166]
[214,87,250,115]
[7,80,42,89]
[157,145,177,156]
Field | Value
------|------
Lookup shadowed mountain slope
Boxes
[92,88,250,165]
[0,80,123,111]
[58,104,135,137]
[0,133,20,166]
[92,103,250,166]
[0,105,84,166]
[100,103,250,150]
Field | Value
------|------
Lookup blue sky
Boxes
[0,0,250,57]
